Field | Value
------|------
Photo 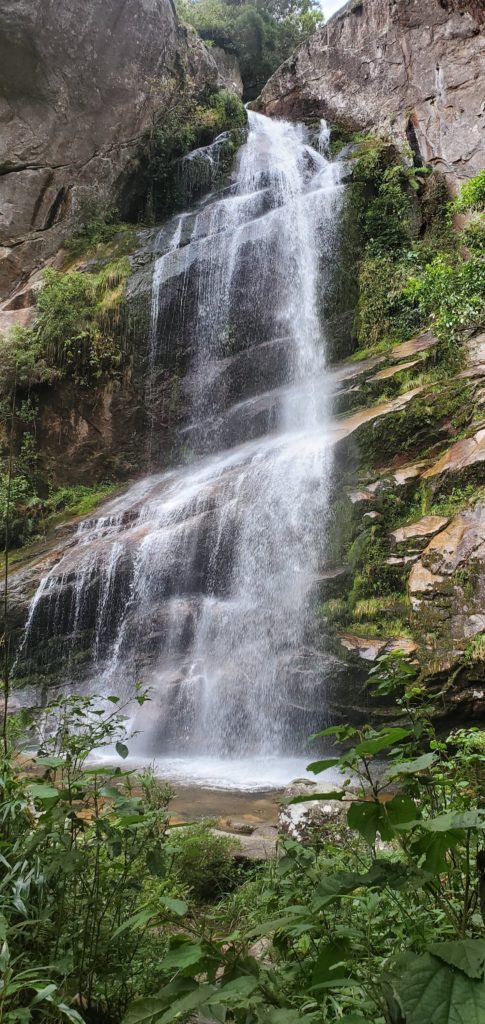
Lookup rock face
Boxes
[0,0,220,298]
[409,504,485,670]
[258,0,484,188]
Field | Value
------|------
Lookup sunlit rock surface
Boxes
[258,0,484,189]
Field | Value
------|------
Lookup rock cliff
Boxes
[0,0,226,298]
[258,0,484,188]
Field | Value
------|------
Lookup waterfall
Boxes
[18,112,345,789]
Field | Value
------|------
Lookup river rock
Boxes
[257,1,484,189]
[279,780,351,842]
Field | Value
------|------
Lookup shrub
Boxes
[455,169,485,212]
[170,822,241,901]
[405,252,485,366]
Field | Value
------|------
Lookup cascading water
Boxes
[18,113,345,789]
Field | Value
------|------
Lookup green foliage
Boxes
[455,170,485,213]
[114,663,485,1023]
[177,0,323,99]
[0,691,182,1024]
[405,253,485,367]
[129,83,247,223]
[169,822,241,901]
[35,261,129,380]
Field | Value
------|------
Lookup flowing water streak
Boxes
[18,113,345,785]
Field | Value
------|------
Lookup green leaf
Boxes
[33,756,65,767]
[387,752,437,777]
[384,794,418,828]
[146,846,166,877]
[418,811,485,832]
[158,985,217,1024]
[428,940,485,980]
[311,939,350,987]
[306,758,340,775]
[27,783,60,802]
[111,908,158,940]
[116,741,129,759]
[393,951,485,1024]
[58,1005,85,1024]
[218,976,260,1001]
[246,911,308,938]
[159,897,187,917]
[347,801,394,844]
[411,831,461,873]
[160,942,205,972]
[123,998,170,1024]
[354,728,410,756]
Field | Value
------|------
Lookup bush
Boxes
[405,252,485,365]
[455,169,485,212]
[170,822,241,901]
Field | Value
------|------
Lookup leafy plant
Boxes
[455,170,485,213]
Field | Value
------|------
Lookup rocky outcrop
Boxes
[409,505,485,674]
[0,0,221,298]
[258,0,484,189]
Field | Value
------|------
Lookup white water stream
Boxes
[19,113,345,789]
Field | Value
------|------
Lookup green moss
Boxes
[357,380,473,469]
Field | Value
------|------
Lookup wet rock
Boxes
[338,633,417,662]
[422,428,485,482]
[347,489,375,504]
[390,515,449,548]
[258,1,484,189]
[279,780,352,842]
[409,503,485,684]
[369,359,420,382]
[391,332,438,361]
[211,826,277,861]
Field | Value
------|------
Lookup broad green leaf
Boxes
[246,911,308,938]
[347,801,393,844]
[354,728,410,756]
[27,783,60,802]
[387,752,437,777]
[158,985,217,1024]
[58,1005,85,1024]
[306,758,340,775]
[218,976,260,1001]
[159,896,187,917]
[33,756,65,768]
[428,940,485,980]
[411,831,461,873]
[111,908,158,940]
[116,741,129,759]
[160,942,205,972]
[418,811,485,832]
[311,938,350,987]
[394,951,485,1024]
[384,795,418,828]
[310,725,358,741]
[123,997,171,1024]
[146,846,166,877]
